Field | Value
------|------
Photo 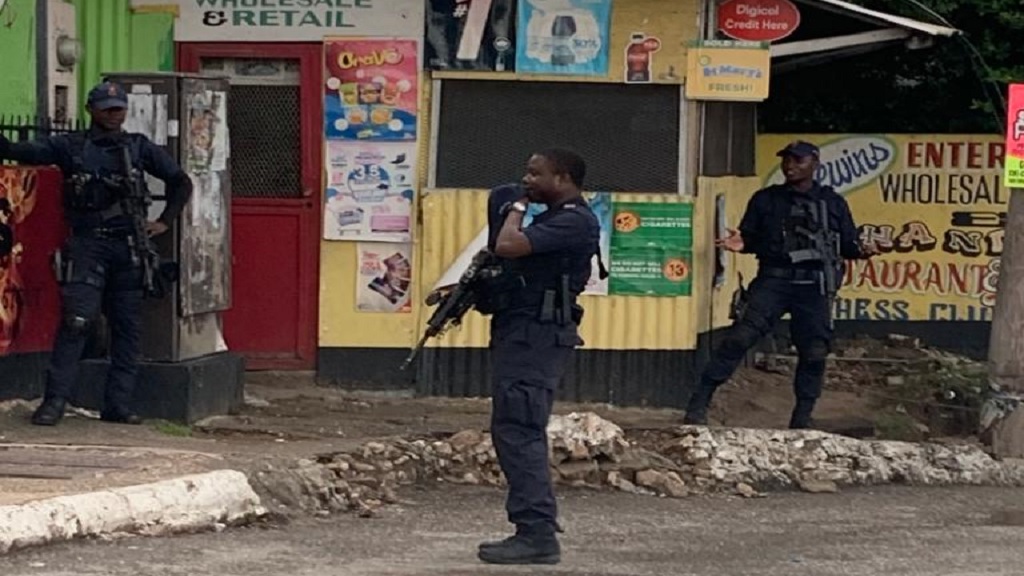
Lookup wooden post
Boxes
[986,187,1024,458]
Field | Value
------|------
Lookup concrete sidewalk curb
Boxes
[0,470,266,555]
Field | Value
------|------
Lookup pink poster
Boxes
[324,38,419,141]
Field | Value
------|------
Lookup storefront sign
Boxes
[758,134,1008,322]
[717,0,801,43]
[131,0,424,42]
[1004,84,1024,188]
[516,0,612,76]
[686,40,770,101]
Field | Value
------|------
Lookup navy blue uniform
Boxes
[0,128,190,416]
[689,182,865,428]
[485,184,599,535]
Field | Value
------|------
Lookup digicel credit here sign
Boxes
[717,0,801,43]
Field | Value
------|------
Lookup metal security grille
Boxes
[227,85,302,198]
[701,102,757,177]
[435,80,680,192]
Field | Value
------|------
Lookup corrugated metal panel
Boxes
[417,190,699,352]
[416,346,695,407]
[414,188,703,405]
[73,0,132,113]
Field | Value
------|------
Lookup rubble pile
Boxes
[247,412,1024,515]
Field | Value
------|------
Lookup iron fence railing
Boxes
[0,115,86,143]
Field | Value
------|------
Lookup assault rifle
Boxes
[400,249,498,371]
[788,198,841,328]
[120,147,164,299]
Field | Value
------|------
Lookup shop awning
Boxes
[771,0,960,69]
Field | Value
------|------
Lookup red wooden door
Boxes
[178,44,321,370]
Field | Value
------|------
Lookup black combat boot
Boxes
[683,381,718,425]
[31,397,67,426]
[100,408,143,425]
[788,400,816,430]
[478,526,560,565]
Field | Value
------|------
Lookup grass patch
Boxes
[874,411,925,442]
[150,420,193,437]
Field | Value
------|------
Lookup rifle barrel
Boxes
[400,333,431,371]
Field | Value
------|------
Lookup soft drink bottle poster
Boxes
[515,0,612,77]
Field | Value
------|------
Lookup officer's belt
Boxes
[758,266,822,283]
[72,226,133,239]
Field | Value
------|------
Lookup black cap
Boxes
[776,140,819,158]
[86,81,128,110]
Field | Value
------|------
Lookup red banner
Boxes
[0,167,64,356]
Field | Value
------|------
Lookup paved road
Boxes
[1,485,1022,575]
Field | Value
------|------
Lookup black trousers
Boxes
[692,275,832,422]
[45,234,143,411]
[489,314,578,534]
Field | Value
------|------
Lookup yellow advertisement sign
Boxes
[757,134,1007,322]
[685,40,770,101]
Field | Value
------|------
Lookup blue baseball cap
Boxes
[776,140,819,158]
[87,81,128,110]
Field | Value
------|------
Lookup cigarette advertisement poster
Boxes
[323,141,416,242]
[609,202,694,296]
[324,38,419,141]
[357,243,413,313]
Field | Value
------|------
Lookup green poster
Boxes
[609,248,693,296]
[611,202,693,249]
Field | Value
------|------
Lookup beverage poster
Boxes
[323,141,416,243]
[324,38,419,141]
[356,243,413,313]
[515,0,612,77]
[623,33,662,84]
[426,0,518,72]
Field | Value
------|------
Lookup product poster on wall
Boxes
[523,191,612,295]
[356,243,413,313]
[516,0,612,76]
[426,0,518,72]
[324,38,419,141]
[609,202,694,296]
[323,141,416,242]
[623,33,662,84]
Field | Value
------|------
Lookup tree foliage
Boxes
[759,0,1024,134]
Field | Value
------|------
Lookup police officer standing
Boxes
[0,81,192,426]
[476,148,600,565]
[684,140,875,429]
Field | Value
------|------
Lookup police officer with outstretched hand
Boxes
[685,140,876,429]
[0,81,192,426]
[475,148,600,565]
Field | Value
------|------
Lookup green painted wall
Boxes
[72,0,175,116]
[0,0,38,118]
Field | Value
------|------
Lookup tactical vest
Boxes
[64,132,144,218]
[783,194,822,256]
[476,232,597,316]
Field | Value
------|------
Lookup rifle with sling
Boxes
[400,249,500,371]
[120,146,163,298]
